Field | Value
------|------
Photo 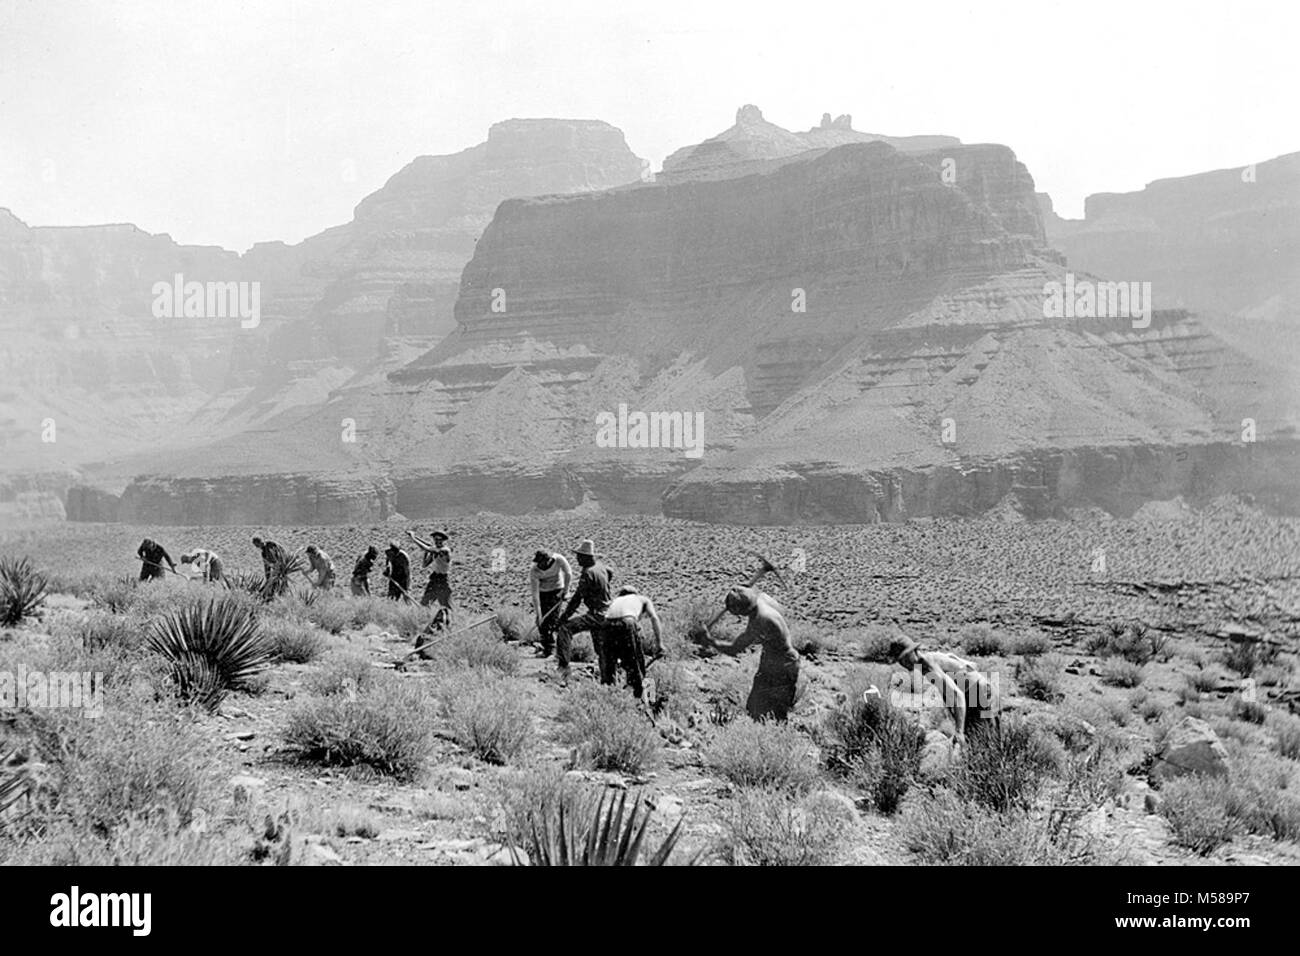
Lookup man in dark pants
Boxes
[136,539,176,581]
[351,545,378,596]
[252,536,289,598]
[554,539,614,686]
[410,529,452,616]
[707,586,800,721]
[381,541,411,602]
[887,636,1000,751]
[529,549,572,658]
[599,586,663,699]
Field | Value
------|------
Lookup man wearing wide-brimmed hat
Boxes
[888,636,1000,747]
[554,539,615,685]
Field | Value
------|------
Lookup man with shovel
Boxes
[528,549,572,658]
[554,539,614,686]
[136,538,177,581]
[381,541,412,602]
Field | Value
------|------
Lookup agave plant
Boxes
[148,594,273,711]
[0,751,32,834]
[511,788,697,866]
[223,571,264,597]
[1106,621,1127,643]
[293,586,320,608]
[0,556,49,626]
[260,551,307,602]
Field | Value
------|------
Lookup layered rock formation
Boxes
[2,120,647,519]
[659,104,960,183]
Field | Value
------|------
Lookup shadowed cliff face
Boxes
[1,119,647,521]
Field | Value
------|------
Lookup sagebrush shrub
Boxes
[308,651,378,697]
[819,681,924,814]
[438,669,534,765]
[951,717,1063,813]
[705,718,820,792]
[959,624,1004,656]
[1100,659,1145,688]
[1009,632,1051,657]
[1159,776,1238,856]
[557,685,659,774]
[1016,655,1064,703]
[429,629,518,674]
[1268,712,1300,761]
[719,786,847,866]
[284,675,434,778]
[262,618,328,664]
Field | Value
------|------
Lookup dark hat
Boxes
[533,550,551,565]
[430,530,449,541]
[887,636,920,661]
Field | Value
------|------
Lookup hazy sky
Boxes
[1,0,1295,251]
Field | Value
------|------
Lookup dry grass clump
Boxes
[958,623,1005,656]
[283,674,434,779]
[718,786,848,866]
[307,651,379,697]
[261,617,329,664]
[435,668,534,765]
[427,629,518,675]
[704,718,821,792]
[557,685,659,774]
[1016,654,1065,703]
[1099,659,1145,688]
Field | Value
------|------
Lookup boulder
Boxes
[1152,717,1230,784]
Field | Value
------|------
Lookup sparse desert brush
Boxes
[1016,654,1064,703]
[1231,695,1267,725]
[1187,665,1227,694]
[719,786,847,866]
[1210,716,1263,749]
[706,663,757,725]
[1159,776,1239,856]
[819,676,924,814]
[493,606,530,643]
[148,592,274,712]
[329,805,380,839]
[951,717,1063,813]
[1008,632,1051,657]
[1100,659,1145,688]
[900,790,1055,865]
[0,556,49,626]
[1221,639,1277,679]
[91,576,140,614]
[662,596,730,658]
[958,623,1004,656]
[566,632,596,664]
[1255,663,1292,687]
[261,618,329,664]
[647,659,700,725]
[852,625,898,663]
[284,674,434,778]
[704,718,821,793]
[304,596,353,636]
[11,810,242,866]
[308,650,378,697]
[429,628,518,674]
[790,625,839,660]
[74,609,146,651]
[437,668,534,765]
[1136,693,1164,722]
[1267,712,1300,761]
[492,765,589,843]
[54,706,217,838]
[1089,622,1164,665]
[558,685,659,774]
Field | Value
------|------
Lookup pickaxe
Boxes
[703,551,784,633]
[520,598,566,645]
[137,557,182,577]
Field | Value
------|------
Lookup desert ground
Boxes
[2,502,1300,866]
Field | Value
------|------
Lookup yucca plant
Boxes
[148,594,273,711]
[260,551,306,602]
[293,586,320,608]
[511,788,698,866]
[0,556,49,626]
[0,752,33,834]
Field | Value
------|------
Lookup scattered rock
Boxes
[230,774,266,805]
[650,794,685,821]
[1152,716,1230,784]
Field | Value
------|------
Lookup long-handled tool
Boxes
[138,557,183,578]
[401,612,497,662]
[520,597,566,645]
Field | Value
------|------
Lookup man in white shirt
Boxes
[600,586,663,699]
[528,550,572,658]
[180,548,223,583]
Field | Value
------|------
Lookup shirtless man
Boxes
[304,545,336,590]
[181,548,223,583]
[707,586,800,721]
[887,636,1000,747]
[600,586,664,699]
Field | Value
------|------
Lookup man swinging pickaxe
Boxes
[701,552,785,635]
